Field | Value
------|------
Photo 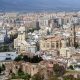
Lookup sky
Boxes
[0,0,80,12]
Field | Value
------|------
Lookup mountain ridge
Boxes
[0,0,80,12]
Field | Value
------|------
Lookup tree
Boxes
[0,43,10,52]
[0,64,5,74]
[10,33,18,42]
[17,68,31,80]
[14,55,23,62]
[63,75,75,80]
[0,66,2,74]
[23,55,43,63]
[11,68,31,80]
[69,65,74,70]
[14,55,43,63]
[3,44,9,52]
[31,73,43,80]
[49,76,59,80]
[53,64,66,77]
[31,56,43,63]
[36,42,40,51]
[1,64,5,71]
[23,55,30,62]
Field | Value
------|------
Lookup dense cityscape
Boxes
[0,11,79,80]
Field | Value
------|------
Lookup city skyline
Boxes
[0,0,80,80]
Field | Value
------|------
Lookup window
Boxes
[51,43,54,48]
[56,42,59,48]
[47,43,49,48]
[60,42,62,48]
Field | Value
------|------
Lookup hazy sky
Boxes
[0,0,80,12]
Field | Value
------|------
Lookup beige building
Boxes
[40,35,66,51]
[40,34,76,57]
[60,47,75,58]
[14,27,36,54]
